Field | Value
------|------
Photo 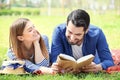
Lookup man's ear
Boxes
[17,36,24,41]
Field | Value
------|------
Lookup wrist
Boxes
[97,64,103,71]
[33,41,40,46]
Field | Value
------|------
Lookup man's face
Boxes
[65,21,86,46]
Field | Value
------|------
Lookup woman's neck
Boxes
[23,41,33,50]
[22,41,34,58]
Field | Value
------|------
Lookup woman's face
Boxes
[18,21,40,42]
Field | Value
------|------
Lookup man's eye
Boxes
[69,31,72,34]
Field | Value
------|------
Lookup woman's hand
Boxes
[33,69,43,75]
[33,31,45,64]
[33,31,40,44]
[81,62,103,73]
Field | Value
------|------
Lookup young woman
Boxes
[7,18,54,74]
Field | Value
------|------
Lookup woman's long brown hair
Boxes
[9,18,49,61]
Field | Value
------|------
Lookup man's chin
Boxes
[68,42,76,45]
[68,41,82,46]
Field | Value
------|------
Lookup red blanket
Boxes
[106,49,120,73]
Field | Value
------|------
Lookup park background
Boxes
[0,0,120,80]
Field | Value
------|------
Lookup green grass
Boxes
[0,72,120,80]
[0,10,120,79]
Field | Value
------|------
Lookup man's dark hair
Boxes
[67,9,90,31]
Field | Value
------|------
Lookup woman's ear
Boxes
[17,36,24,41]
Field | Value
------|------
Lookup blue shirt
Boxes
[7,35,50,73]
[50,23,114,70]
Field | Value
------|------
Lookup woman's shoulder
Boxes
[7,48,16,60]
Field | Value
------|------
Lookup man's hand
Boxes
[51,63,62,73]
[81,62,103,73]
[39,67,56,75]
[51,62,81,74]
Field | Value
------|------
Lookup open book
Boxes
[56,54,94,70]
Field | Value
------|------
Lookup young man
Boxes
[50,9,114,73]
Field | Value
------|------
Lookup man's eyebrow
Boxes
[75,33,82,35]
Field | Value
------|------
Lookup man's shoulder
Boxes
[53,23,66,34]
[89,24,101,30]
[89,24,102,32]
[55,23,66,30]
[87,24,103,37]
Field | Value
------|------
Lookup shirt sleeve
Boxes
[7,49,49,73]
[96,29,114,70]
[24,58,49,73]
[50,26,65,63]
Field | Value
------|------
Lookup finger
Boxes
[82,68,98,73]
[51,63,62,69]
[51,63,62,73]
[66,68,73,72]
[82,66,96,70]
[88,62,96,66]
[51,67,59,72]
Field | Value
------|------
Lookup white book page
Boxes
[76,54,94,63]
[59,54,76,61]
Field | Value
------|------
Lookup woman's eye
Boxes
[28,29,32,32]
[33,26,35,28]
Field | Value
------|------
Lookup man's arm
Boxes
[96,29,114,70]
[50,26,65,63]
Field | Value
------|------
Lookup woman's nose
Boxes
[33,29,37,33]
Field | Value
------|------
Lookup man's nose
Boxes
[70,35,75,42]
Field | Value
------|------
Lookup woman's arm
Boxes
[24,59,49,73]
[33,41,45,64]
[7,49,49,73]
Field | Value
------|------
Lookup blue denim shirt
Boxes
[50,23,114,70]
[7,35,50,73]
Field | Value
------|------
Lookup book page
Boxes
[76,54,94,69]
[56,54,76,69]
[76,54,94,63]
[59,54,76,62]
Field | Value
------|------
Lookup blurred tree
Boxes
[47,0,51,16]
[60,0,73,15]
[116,0,120,15]
[0,0,11,9]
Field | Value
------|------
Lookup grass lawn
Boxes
[0,10,120,80]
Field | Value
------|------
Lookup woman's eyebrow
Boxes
[26,27,33,31]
